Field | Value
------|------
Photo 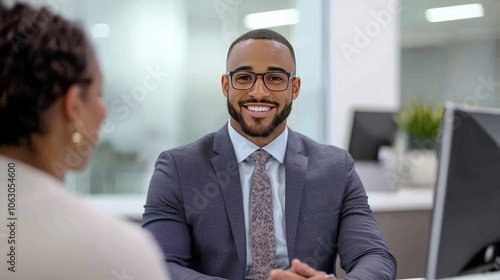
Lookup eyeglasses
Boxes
[226,70,295,92]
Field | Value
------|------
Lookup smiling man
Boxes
[224,38,297,145]
[142,29,397,280]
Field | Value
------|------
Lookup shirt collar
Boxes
[228,122,287,164]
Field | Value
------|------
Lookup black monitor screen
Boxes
[426,103,500,279]
[348,110,398,161]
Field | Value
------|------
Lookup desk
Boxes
[83,193,146,222]
[83,187,435,221]
[403,271,500,279]
[84,187,435,279]
[443,272,500,279]
[82,190,494,280]
[368,188,433,212]
[84,162,435,278]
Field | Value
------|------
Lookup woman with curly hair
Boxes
[0,2,169,279]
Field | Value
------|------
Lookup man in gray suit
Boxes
[142,29,397,280]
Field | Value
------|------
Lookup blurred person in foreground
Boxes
[142,28,397,279]
[0,2,169,279]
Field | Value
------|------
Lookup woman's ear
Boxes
[62,84,82,122]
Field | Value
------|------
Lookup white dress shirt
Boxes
[227,124,290,279]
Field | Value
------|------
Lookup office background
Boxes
[4,0,499,278]
[5,0,497,195]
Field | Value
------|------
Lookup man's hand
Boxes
[269,259,337,280]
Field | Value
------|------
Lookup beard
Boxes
[227,98,292,138]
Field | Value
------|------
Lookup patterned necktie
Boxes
[250,149,276,280]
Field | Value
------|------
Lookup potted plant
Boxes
[395,100,444,150]
[393,100,444,188]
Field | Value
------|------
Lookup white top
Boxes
[0,155,170,280]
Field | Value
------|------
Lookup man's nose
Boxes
[249,76,271,98]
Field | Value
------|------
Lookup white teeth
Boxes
[248,106,271,112]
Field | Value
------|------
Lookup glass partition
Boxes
[3,0,329,194]
[401,0,499,108]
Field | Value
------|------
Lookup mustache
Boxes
[238,98,279,106]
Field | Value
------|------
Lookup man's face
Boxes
[222,39,300,141]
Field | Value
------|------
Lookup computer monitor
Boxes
[426,103,500,279]
[348,110,398,161]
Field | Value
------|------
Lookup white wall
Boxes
[331,0,401,149]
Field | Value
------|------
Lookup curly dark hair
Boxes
[0,2,93,146]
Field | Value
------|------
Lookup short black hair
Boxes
[0,2,93,146]
[226,29,296,71]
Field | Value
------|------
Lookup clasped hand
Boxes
[269,259,338,280]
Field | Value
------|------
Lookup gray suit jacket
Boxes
[142,124,397,279]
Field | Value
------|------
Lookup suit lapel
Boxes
[211,124,247,266]
[210,126,309,267]
[284,130,308,260]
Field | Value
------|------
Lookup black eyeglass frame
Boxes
[226,70,296,92]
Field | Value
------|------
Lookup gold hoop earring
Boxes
[71,131,82,145]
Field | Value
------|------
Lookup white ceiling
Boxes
[6,0,498,49]
[187,0,500,48]
[401,0,500,47]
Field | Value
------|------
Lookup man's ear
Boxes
[291,77,301,100]
[62,84,82,123]
[221,74,229,97]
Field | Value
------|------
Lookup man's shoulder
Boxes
[290,130,347,157]
[165,131,218,156]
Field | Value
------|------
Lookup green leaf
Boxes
[394,100,444,140]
